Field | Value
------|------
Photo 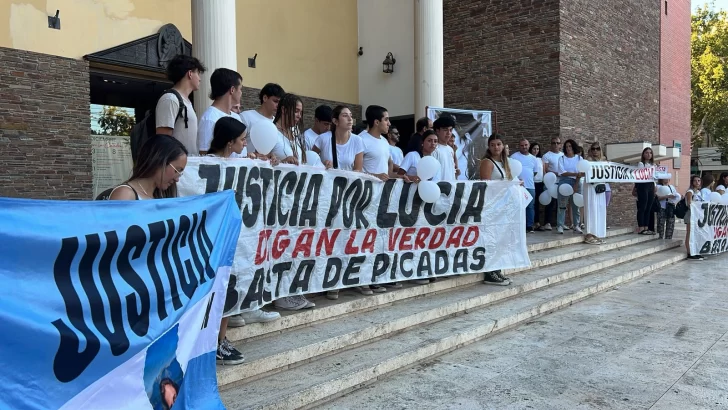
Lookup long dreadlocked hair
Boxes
[274,93,306,164]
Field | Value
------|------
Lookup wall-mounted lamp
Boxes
[358,47,363,56]
[48,10,60,30]
[382,52,396,74]
[248,53,258,68]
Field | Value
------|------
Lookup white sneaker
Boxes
[227,315,246,328]
[274,296,308,311]
[574,226,583,234]
[557,226,564,234]
[543,223,553,231]
[240,309,281,324]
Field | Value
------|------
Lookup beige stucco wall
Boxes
[235,0,359,104]
[0,0,359,104]
[0,0,192,58]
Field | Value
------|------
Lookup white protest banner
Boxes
[689,201,728,255]
[427,107,493,181]
[583,161,656,183]
[654,165,670,180]
[178,157,531,313]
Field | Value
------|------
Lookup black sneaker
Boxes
[483,271,511,286]
[495,270,511,281]
[217,340,245,365]
[526,227,535,233]
[687,255,704,261]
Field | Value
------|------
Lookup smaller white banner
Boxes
[689,201,728,256]
[584,162,656,183]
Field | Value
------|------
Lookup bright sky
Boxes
[693,0,728,11]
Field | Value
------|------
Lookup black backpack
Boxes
[129,89,188,162]
[674,197,688,219]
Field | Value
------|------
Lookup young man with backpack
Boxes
[155,55,207,155]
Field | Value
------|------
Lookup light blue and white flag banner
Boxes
[0,191,241,410]
[178,157,531,314]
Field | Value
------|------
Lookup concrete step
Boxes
[218,237,681,390]
[220,244,685,410]
[227,228,637,343]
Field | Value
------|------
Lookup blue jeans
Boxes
[557,176,580,228]
[526,188,536,229]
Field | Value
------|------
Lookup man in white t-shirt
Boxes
[511,139,538,232]
[540,136,563,230]
[197,68,243,155]
[431,116,459,181]
[303,105,332,151]
[360,105,410,183]
[239,83,285,153]
[387,126,404,173]
[155,55,206,155]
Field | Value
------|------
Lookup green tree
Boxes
[692,4,728,155]
[96,106,135,136]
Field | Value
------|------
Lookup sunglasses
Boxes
[591,147,601,151]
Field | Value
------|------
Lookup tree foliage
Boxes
[95,106,135,136]
[692,4,728,154]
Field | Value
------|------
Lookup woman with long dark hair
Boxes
[530,143,545,231]
[313,105,364,172]
[685,175,705,260]
[555,139,583,235]
[207,117,248,158]
[109,134,187,200]
[398,129,439,181]
[270,93,306,165]
[634,147,656,235]
[479,134,517,286]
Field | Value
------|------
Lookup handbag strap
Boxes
[331,132,339,169]
[488,158,505,180]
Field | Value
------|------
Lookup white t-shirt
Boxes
[400,152,442,182]
[488,158,520,181]
[360,131,391,174]
[303,128,319,151]
[155,92,198,156]
[271,131,304,163]
[389,145,404,167]
[432,144,457,181]
[240,109,274,153]
[533,157,544,183]
[556,155,582,176]
[542,151,563,174]
[315,132,364,171]
[510,152,538,189]
[197,106,239,153]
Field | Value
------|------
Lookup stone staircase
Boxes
[218,228,685,409]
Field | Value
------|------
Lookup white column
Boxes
[414,0,444,119]
[191,0,237,115]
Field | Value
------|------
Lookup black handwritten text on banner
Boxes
[178,158,530,313]
[689,201,728,255]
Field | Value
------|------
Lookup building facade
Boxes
[0,0,691,227]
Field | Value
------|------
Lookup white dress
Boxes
[584,184,607,238]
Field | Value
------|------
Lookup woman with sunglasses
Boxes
[109,134,187,200]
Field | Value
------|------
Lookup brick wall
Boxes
[560,0,661,227]
[660,0,692,191]
[443,0,562,150]
[0,47,92,199]
[241,86,362,133]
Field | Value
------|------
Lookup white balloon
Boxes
[305,150,321,166]
[417,156,440,180]
[573,193,584,207]
[544,172,557,187]
[722,193,728,205]
[577,160,590,173]
[539,191,552,206]
[709,191,721,203]
[657,185,671,197]
[250,120,278,155]
[548,184,559,199]
[509,159,523,178]
[558,183,574,196]
[418,181,441,203]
